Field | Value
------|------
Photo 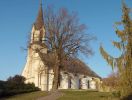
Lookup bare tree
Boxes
[37,7,95,90]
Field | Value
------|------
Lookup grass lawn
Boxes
[57,90,120,100]
[3,91,48,100]
[1,90,120,100]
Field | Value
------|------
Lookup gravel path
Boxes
[37,91,64,100]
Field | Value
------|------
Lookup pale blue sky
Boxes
[0,0,131,80]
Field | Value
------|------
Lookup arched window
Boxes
[79,78,81,89]
[68,76,71,88]
[87,80,90,89]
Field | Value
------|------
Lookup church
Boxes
[22,2,101,91]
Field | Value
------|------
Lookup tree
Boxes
[102,72,119,91]
[100,2,132,98]
[0,75,39,97]
[7,75,25,84]
[37,7,95,90]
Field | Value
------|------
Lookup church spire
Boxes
[34,0,44,30]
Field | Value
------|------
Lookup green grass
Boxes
[2,90,120,100]
[3,91,48,100]
[57,90,120,100]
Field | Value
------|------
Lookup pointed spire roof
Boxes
[34,0,44,30]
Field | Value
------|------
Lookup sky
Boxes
[0,0,132,80]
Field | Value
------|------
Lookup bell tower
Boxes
[31,1,45,44]
[22,1,49,91]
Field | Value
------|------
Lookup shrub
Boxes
[0,75,40,98]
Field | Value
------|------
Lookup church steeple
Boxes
[34,0,44,30]
[30,0,45,44]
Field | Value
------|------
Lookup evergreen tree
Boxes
[100,2,132,98]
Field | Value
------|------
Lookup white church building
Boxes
[22,2,101,91]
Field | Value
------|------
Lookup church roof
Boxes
[34,2,44,30]
[38,51,101,79]
[63,58,101,78]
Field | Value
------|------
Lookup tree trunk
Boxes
[52,65,60,91]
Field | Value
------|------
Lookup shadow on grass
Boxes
[122,94,132,100]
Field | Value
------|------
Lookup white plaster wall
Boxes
[81,78,88,89]
[40,74,48,91]
[90,80,96,89]
[48,69,54,91]
[22,46,47,90]
[60,73,69,89]
[22,51,34,84]
[71,75,79,89]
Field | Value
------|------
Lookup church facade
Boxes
[22,3,101,91]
